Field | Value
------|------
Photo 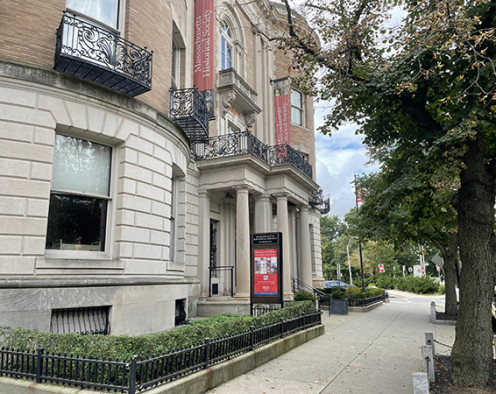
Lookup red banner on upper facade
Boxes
[194,0,214,92]
[274,77,291,146]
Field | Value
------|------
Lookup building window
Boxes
[291,89,304,126]
[171,23,185,89]
[66,0,119,30]
[221,22,233,70]
[46,135,111,252]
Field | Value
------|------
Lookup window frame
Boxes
[45,133,116,260]
[220,21,233,70]
[291,89,304,127]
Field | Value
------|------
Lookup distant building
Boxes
[0,0,329,335]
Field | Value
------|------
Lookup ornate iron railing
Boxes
[266,144,313,178]
[310,188,330,214]
[170,87,209,142]
[192,131,313,179]
[0,311,321,393]
[54,11,152,96]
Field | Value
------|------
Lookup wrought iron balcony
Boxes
[192,131,313,179]
[54,12,152,96]
[310,188,330,214]
[266,144,313,179]
[170,88,209,142]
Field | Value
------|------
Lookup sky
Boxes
[313,103,380,218]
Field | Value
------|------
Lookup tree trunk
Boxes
[443,232,458,317]
[451,134,496,387]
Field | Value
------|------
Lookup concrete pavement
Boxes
[208,292,454,394]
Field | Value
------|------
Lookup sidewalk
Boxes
[208,294,454,393]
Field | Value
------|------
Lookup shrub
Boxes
[294,291,317,303]
[375,275,396,289]
[345,286,385,300]
[0,301,316,359]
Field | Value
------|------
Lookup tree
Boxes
[357,170,459,316]
[275,0,496,387]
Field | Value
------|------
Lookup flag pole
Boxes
[354,173,366,292]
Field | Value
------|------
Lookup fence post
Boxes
[421,345,435,382]
[204,338,210,369]
[280,318,284,338]
[425,333,435,354]
[128,356,137,394]
[36,347,44,383]
[250,326,255,351]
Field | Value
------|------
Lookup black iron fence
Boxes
[251,304,282,317]
[0,311,321,393]
[192,131,313,179]
[348,295,384,307]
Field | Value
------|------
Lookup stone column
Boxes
[198,190,210,297]
[276,194,293,300]
[235,187,251,299]
[254,194,272,233]
[300,205,313,286]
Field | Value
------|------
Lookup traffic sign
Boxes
[378,264,385,273]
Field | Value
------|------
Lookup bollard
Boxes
[430,301,436,323]
[412,372,429,394]
[425,332,435,354]
[421,345,435,382]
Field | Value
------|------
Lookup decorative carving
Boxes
[220,90,236,116]
[245,112,257,128]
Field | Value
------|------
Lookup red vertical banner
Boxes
[274,77,291,146]
[194,0,215,117]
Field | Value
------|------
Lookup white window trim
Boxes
[44,134,117,261]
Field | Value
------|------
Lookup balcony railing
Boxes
[54,11,152,96]
[170,87,209,142]
[310,188,330,214]
[192,131,313,179]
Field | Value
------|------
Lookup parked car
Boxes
[324,280,354,288]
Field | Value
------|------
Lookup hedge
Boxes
[374,275,440,294]
[0,301,315,360]
[317,286,385,300]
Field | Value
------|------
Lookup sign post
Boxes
[251,232,283,313]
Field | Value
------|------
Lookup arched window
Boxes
[220,22,233,70]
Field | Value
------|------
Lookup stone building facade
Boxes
[0,0,328,335]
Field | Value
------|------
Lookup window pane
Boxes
[292,107,302,126]
[67,0,119,29]
[291,90,302,108]
[46,194,107,251]
[226,45,231,68]
[52,135,111,197]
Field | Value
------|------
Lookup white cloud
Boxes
[314,104,379,218]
